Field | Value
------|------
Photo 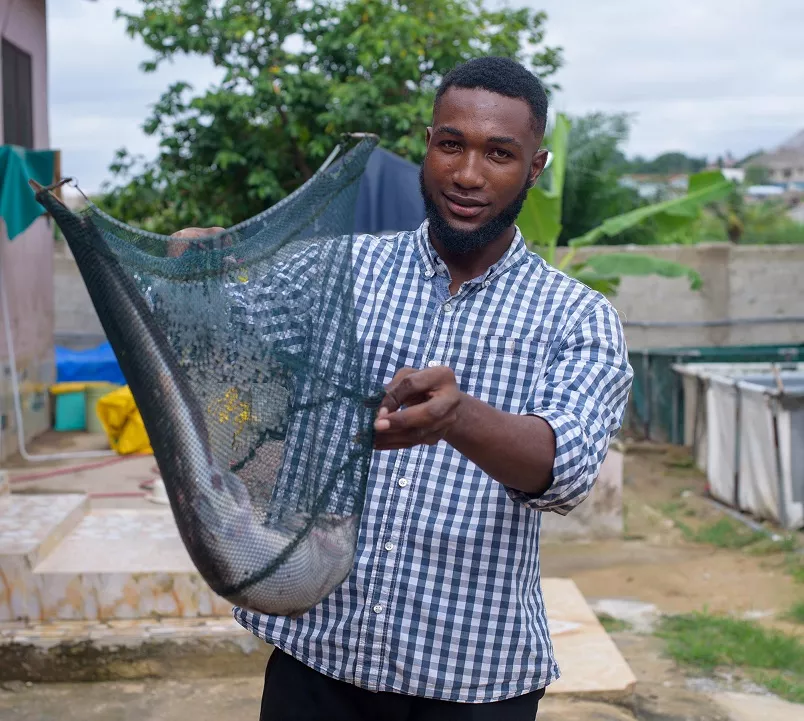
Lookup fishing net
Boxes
[33,135,384,617]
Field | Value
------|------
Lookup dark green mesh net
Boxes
[34,135,383,617]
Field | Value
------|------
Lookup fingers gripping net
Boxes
[34,136,384,617]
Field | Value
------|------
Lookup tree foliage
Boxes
[98,0,562,233]
[624,151,708,176]
[550,112,650,245]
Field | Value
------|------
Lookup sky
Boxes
[48,0,804,193]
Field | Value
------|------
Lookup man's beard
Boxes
[419,165,531,256]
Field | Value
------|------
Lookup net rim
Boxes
[79,134,380,245]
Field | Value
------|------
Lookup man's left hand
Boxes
[373,366,462,451]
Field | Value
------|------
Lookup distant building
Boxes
[721,168,745,183]
[619,173,688,200]
[745,129,804,186]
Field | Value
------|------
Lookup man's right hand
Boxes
[168,227,226,257]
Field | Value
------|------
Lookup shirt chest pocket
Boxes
[461,334,550,413]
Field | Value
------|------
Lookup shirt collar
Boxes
[414,219,528,286]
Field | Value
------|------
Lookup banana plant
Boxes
[517,113,734,296]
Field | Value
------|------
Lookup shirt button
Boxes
[482,280,490,288]
[398,477,409,488]
[443,302,453,313]
[424,269,434,279]
[384,542,394,551]
[373,604,383,614]
[427,360,439,368]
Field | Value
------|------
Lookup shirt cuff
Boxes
[504,409,592,515]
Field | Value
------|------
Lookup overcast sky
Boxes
[48,0,804,193]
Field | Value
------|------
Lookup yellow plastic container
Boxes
[95,385,153,455]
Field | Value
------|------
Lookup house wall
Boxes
[769,166,804,184]
[0,0,53,461]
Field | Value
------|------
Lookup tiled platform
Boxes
[32,509,232,621]
[35,510,197,574]
[1,488,635,695]
[0,494,88,564]
[0,494,89,621]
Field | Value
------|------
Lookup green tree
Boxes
[744,164,771,185]
[98,0,562,233]
[625,152,708,175]
[552,112,650,246]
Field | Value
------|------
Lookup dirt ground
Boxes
[542,444,802,622]
[2,442,803,720]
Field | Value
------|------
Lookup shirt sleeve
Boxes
[506,299,633,515]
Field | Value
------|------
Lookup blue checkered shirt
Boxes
[233,221,633,702]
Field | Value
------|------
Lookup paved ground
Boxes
[3,439,803,720]
[7,431,160,510]
[3,671,800,721]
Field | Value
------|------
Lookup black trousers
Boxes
[259,650,545,721]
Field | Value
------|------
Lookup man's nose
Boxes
[452,151,486,189]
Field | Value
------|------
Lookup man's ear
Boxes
[425,126,433,150]
[529,149,549,187]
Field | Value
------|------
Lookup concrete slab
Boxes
[590,599,660,634]
[0,494,89,621]
[0,616,270,682]
[32,510,231,620]
[542,449,624,542]
[543,578,637,699]
[712,691,804,721]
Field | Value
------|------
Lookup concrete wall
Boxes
[53,252,105,349]
[556,243,804,350]
[55,242,804,353]
[541,449,624,541]
[0,0,53,461]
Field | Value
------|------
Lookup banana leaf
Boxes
[568,170,732,248]
[517,113,570,263]
[580,252,703,291]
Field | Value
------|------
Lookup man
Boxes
[174,56,633,720]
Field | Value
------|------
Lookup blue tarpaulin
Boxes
[352,147,426,235]
[55,342,125,385]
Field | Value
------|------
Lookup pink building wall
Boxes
[0,0,54,460]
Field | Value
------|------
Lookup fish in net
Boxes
[32,134,384,617]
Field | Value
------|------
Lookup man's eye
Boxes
[491,149,512,159]
[441,140,461,150]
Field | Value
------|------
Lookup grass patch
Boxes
[757,672,804,704]
[597,613,631,633]
[660,505,800,557]
[785,601,804,624]
[693,518,767,549]
[657,611,804,703]
[786,555,804,584]
[660,500,696,518]
[747,534,799,556]
[665,456,696,470]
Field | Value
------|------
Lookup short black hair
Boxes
[434,56,548,135]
